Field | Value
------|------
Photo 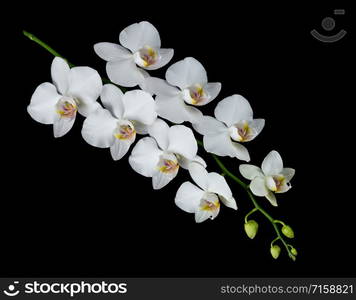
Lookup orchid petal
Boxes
[276,181,291,193]
[167,125,197,160]
[152,152,179,189]
[51,57,69,95]
[129,137,162,177]
[53,113,76,138]
[177,154,206,170]
[154,95,185,123]
[262,150,283,175]
[27,82,61,124]
[143,48,174,70]
[203,130,250,161]
[152,167,178,190]
[231,142,250,162]
[67,66,102,116]
[207,172,237,210]
[282,168,295,181]
[133,121,149,135]
[192,115,226,135]
[214,94,253,127]
[81,108,117,148]
[147,118,170,150]
[175,182,204,213]
[122,90,157,125]
[266,176,277,191]
[188,161,209,190]
[239,164,263,180]
[106,58,144,87]
[166,57,207,90]
[144,77,179,97]
[119,21,161,53]
[266,191,278,206]
[195,209,216,223]
[250,176,269,197]
[100,84,124,119]
[110,138,134,161]
[94,42,131,61]
[246,119,265,141]
[201,82,221,105]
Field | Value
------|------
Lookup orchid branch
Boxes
[196,140,296,260]
[24,29,296,261]
[213,153,296,260]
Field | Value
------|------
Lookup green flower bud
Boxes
[244,220,259,239]
[282,225,294,238]
[289,254,296,261]
[291,247,298,256]
[270,245,281,259]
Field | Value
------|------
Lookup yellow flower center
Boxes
[56,98,77,118]
[139,46,158,67]
[159,159,179,174]
[200,199,220,211]
[114,123,136,140]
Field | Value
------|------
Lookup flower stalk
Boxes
[244,207,258,223]
[221,157,296,260]
[195,141,295,259]
[24,30,297,261]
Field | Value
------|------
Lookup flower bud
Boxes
[244,220,259,239]
[270,245,281,259]
[289,254,296,261]
[282,225,294,238]
[291,247,298,256]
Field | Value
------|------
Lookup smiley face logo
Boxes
[3,281,20,297]
[311,9,347,43]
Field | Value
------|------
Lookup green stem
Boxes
[211,153,295,260]
[23,30,125,91]
[211,154,247,189]
[271,236,280,247]
[244,207,258,223]
[23,31,75,67]
[273,220,286,226]
[248,191,294,259]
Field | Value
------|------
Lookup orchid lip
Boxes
[199,192,220,212]
[56,97,77,118]
[229,121,253,142]
[182,84,209,105]
[159,158,179,174]
[266,175,287,192]
[114,120,136,141]
[157,152,179,174]
[134,45,160,67]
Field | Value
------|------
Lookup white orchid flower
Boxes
[239,150,295,206]
[144,57,221,124]
[193,95,265,162]
[27,57,102,138]
[175,162,237,223]
[128,119,200,189]
[94,21,174,87]
[82,84,157,160]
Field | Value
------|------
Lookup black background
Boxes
[2,2,354,277]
